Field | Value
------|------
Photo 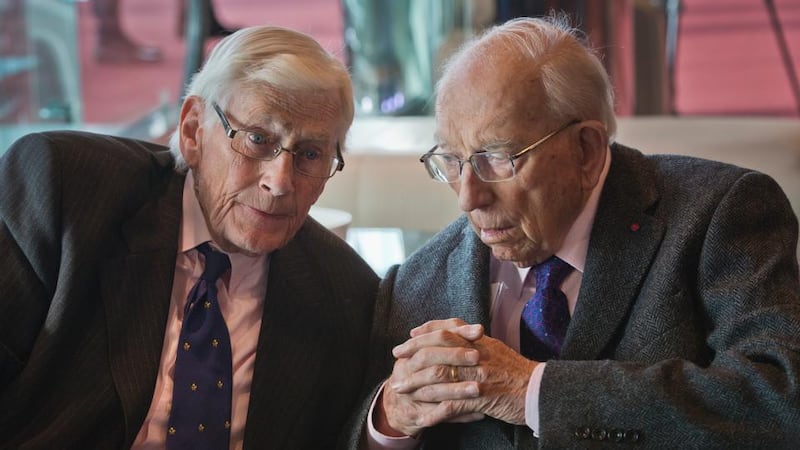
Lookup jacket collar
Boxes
[562,143,665,360]
[100,167,185,446]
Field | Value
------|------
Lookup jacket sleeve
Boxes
[0,133,64,387]
[538,170,800,448]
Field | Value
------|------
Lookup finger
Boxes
[410,319,482,338]
[409,318,467,337]
[448,324,485,341]
[393,328,483,359]
[446,413,485,423]
[398,347,480,376]
[392,364,479,394]
[398,349,480,381]
[405,379,481,402]
[445,364,485,383]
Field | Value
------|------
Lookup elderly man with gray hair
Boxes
[0,26,378,449]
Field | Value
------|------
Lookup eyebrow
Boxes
[228,110,334,144]
[481,139,514,151]
[434,138,515,154]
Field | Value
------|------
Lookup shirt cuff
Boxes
[525,362,547,437]
[365,382,420,450]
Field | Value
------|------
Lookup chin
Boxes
[491,246,520,263]
[491,244,539,267]
[224,220,296,255]
[509,257,535,268]
[247,236,290,256]
[220,233,275,256]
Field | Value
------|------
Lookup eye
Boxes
[243,131,280,155]
[483,151,510,166]
[427,154,461,172]
[247,132,266,145]
[297,148,323,161]
[247,131,280,147]
[434,153,460,164]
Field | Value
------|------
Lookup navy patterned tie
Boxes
[167,242,232,450]
[520,256,573,360]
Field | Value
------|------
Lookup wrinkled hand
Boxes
[378,319,538,437]
[376,319,485,437]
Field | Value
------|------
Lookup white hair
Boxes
[168,26,354,171]
[436,14,617,141]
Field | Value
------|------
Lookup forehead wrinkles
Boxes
[253,86,343,137]
[437,76,540,152]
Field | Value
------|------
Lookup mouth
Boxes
[477,225,515,243]
[241,204,294,222]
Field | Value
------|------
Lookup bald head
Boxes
[436,15,616,140]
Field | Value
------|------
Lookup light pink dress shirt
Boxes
[132,171,268,450]
[367,148,611,448]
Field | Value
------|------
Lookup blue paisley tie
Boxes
[520,256,573,360]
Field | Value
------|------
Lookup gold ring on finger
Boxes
[449,366,459,383]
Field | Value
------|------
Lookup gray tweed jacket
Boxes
[344,143,800,449]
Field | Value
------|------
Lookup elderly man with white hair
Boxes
[347,14,800,450]
[0,26,378,449]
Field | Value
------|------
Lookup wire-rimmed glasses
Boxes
[419,120,580,183]
[213,102,344,179]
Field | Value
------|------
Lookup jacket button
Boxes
[624,430,641,443]
[574,426,591,439]
[591,428,608,441]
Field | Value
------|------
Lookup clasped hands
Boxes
[376,318,539,438]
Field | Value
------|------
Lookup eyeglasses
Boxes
[419,120,580,183]
[213,103,345,179]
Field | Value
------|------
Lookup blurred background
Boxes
[1,0,798,148]
[1,0,799,269]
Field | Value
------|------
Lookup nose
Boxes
[258,150,295,195]
[455,163,492,212]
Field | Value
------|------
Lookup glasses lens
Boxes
[232,131,281,160]
[472,152,514,182]
[294,150,339,178]
[424,154,461,183]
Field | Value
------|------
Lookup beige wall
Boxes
[317,116,800,257]
[318,152,461,232]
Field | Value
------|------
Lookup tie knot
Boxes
[196,242,231,282]
[532,256,573,292]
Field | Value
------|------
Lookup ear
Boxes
[575,120,608,191]
[178,96,205,169]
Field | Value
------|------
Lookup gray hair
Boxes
[169,26,354,171]
[436,14,617,141]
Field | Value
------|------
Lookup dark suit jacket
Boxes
[346,143,800,449]
[0,131,379,449]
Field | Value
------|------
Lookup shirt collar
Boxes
[556,146,612,274]
[179,170,214,254]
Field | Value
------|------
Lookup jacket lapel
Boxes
[101,171,184,445]
[562,144,665,360]
[242,225,331,446]
[452,224,492,328]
